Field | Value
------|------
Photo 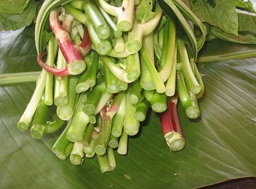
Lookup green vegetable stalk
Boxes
[14,0,217,174]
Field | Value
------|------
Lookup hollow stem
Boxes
[112,36,125,52]
[76,51,99,93]
[57,75,79,120]
[44,35,58,105]
[101,56,134,83]
[54,49,69,107]
[158,19,176,82]
[124,91,140,136]
[98,0,135,32]
[49,8,86,75]
[52,122,74,160]
[66,93,90,142]
[83,0,111,40]
[144,90,167,113]
[176,70,200,119]
[70,142,85,165]
[126,3,162,54]
[125,53,141,82]
[104,65,120,93]
[129,79,143,105]
[0,72,40,85]
[177,39,201,95]
[108,135,119,149]
[87,23,112,55]
[97,153,112,173]
[44,115,66,134]
[140,33,166,93]
[107,147,116,170]
[17,70,46,131]
[111,94,125,137]
[83,82,106,115]
[95,107,113,156]
[165,44,177,97]
[135,100,150,122]
[117,131,128,155]
[98,5,122,38]
[30,98,49,139]
[160,97,185,152]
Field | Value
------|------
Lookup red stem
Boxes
[37,52,69,76]
[100,106,112,125]
[38,9,92,76]
[106,93,124,118]
[169,97,184,136]
[49,9,84,64]
[160,96,183,136]
[79,28,92,55]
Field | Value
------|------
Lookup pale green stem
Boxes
[0,72,40,85]
[70,142,85,165]
[98,0,135,32]
[17,70,46,131]
[158,19,176,82]
[54,49,68,107]
[165,44,177,97]
[177,39,201,95]
[124,91,140,136]
[44,36,58,105]
[117,131,128,155]
[140,34,166,93]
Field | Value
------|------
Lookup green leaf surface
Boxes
[0,0,30,14]
[0,26,256,189]
[136,0,156,23]
[0,0,37,31]
[0,27,40,73]
[198,39,256,63]
[237,9,256,32]
[191,0,238,35]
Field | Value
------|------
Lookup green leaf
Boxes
[0,0,30,14]
[198,39,256,63]
[0,0,37,31]
[0,27,40,73]
[235,0,255,12]
[207,25,256,45]
[136,0,156,23]
[34,0,72,53]
[0,26,256,189]
[191,0,238,35]
[237,9,256,32]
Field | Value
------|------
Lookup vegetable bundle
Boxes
[17,0,206,173]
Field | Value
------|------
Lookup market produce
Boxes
[15,0,256,173]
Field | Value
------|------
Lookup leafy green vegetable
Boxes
[0,0,30,14]
[0,0,37,31]
[191,0,256,44]
[0,27,256,188]
[235,0,255,12]
[136,0,156,23]
[0,1,256,188]
[237,9,256,31]
[191,0,239,35]
[206,24,256,44]
[198,38,256,63]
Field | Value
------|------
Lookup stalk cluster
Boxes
[18,0,206,173]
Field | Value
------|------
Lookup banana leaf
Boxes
[0,26,255,189]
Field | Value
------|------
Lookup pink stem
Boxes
[160,96,183,136]
[100,106,111,124]
[79,28,92,55]
[49,9,84,64]
[37,52,69,76]
[169,97,184,136]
